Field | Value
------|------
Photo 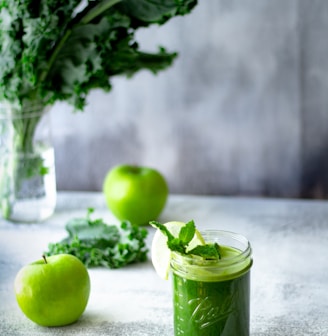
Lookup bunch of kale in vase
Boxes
[0,0,197,219]
[0,0,197,109]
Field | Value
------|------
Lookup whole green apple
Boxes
[14,254,90,327]
[103,164,169,226]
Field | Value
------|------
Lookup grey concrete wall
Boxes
[50,0,328,198]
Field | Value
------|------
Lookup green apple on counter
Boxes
[14,254,90,327]
[103,164,169,226]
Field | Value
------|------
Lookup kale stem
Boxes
[12,102,43,153]
[80,0,122,24]
[22,114,40,152]
[38,29,72,83]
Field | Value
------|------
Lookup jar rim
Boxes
[170,230,253,281]
[0,102,48,120]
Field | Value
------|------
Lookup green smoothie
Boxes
[171,233,252,336]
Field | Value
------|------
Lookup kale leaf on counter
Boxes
[45,208,149,268]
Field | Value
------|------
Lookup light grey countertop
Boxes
[0,192,327,335]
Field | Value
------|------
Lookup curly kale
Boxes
[0,0,197,109]
[45,208,149,268]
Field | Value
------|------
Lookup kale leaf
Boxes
[0,0,197,109]
[45,208,149,268]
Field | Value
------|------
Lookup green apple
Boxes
[14,254,90,327]
[103,164,169,226]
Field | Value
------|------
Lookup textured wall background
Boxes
[50,0,328,198]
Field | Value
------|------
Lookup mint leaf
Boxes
[150,221,175,241]
[150,220,222,260]
[188,243,221,260]
[179,220,195,246]
[150,220,188,254]
[167,237,186,254]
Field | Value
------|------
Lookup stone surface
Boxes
[0,192,327,335]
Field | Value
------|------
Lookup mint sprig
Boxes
[150,220,221,260]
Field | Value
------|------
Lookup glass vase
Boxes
[0,102,57,222]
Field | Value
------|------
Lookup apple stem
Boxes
[42,255,48,264]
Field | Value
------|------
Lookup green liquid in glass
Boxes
[172,245,251,336]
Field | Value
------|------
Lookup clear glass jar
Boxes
[0,102,57,222]
[171,230,253,336]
